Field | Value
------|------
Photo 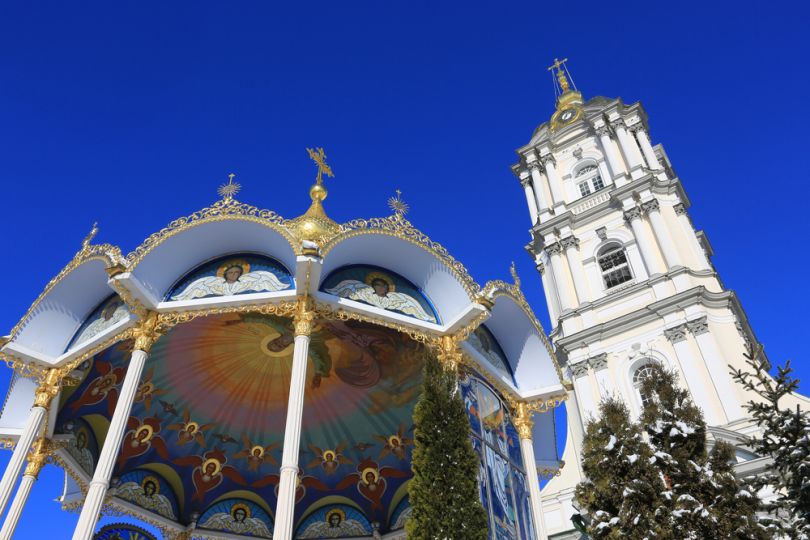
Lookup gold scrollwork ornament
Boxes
[24,438,50,479]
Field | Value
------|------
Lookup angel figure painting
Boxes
[168,255,292,301]
[115,473,177,520]
[70,295,130,348]
[322,266,438,324]
[198,500,273,539]
[297,506,372,538]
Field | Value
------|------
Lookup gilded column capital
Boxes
[437,335,463,373]
[512,402,534,440]
[33,368,63,409]
[24,438,49,479]
[132,312,161,353]
[294,297,316,336]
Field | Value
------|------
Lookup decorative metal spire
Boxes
[82,222,98,249]
[217,173,241,199]
[388,189,409,216]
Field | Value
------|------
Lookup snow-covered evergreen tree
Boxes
[574,398,668,538]
[640,364,766,539]
[732,346,810,538]
[406,354,488,540]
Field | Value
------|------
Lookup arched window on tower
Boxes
[575,164,605,198]
[597,244,633,289]
[633,363,657,408]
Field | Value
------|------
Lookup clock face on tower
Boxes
[559,108,577,122]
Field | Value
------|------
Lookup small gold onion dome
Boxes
[289,183,341,243]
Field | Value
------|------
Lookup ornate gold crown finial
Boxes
[388,189,409,216]
[217,173,241,199]
[547,57,584,118]
[82,222,98,249]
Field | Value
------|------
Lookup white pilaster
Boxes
[665,325,725,426]
[632,126,661,169]
[521,174,540,225]
[560,237,589,305]
[687,317,745,422]
[624,207,664,275]
[642,199,679,269]
[588,354,611,399]
[546,243,575,311]
[0,369,61,517]
[674,203,711,270]
[537,261,559,324]
[273,304,314,540]
[528,162,552,220]
[595,125,626,183]
[612,120,644,172]
[72,348,150,540]
[570,363,596,419]
[540,154,566,212]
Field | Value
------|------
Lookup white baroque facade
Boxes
[514,66,810,538]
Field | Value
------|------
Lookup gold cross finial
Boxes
[307,147,334,186]
[547,57,571,93]
[217,172,241,199]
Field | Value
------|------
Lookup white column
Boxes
[624,207,664,275]
[612,120,644,171]
[545,243,575,311]
[540,155,566,212]
[514,406,548,540]
[521,175,540,225]
[0,438,47,540]
[537,261,559,325]
[0,369,61,517]
[688,318,745,422]
[273,302,314,540]
[528,162,552,219]
[665,325,725,426]
[642,199,680,269]
[633,126,661,169]
[560,236,589,305]
[72,330,155,540]
[570,363,596,419]
[674,203,711,270]
[595,125,626,181]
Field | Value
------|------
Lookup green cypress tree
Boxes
[574,397,669,538]
[731,346,810,538]
[640,364,766,539]
[407,354,488,540]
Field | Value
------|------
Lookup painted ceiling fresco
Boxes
[56,313,426,537]
[67,294,130,351]
[166,254,293,302]
[321,265,439,324]
[466,325,513,381]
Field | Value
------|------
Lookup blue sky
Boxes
[0,1,807,536]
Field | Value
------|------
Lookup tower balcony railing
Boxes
[570,189,612,215]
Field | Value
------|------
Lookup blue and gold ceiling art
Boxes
[295,503,372,538]
[93,523,157,540]
[67,294,130,351]
[166,254,293,301]
[56,313,427,536]
[321,264,439,324]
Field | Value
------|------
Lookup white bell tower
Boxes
[515,59,769,538]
